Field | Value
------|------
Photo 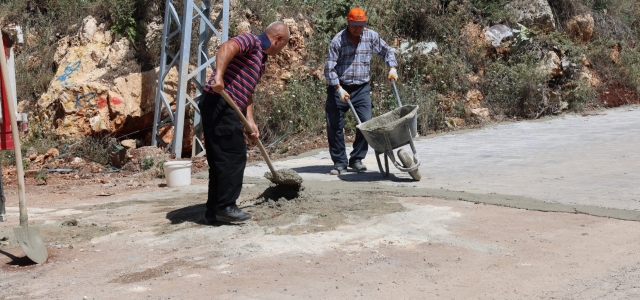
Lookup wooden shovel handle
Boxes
[217,90,279,178]
[0,35,28,226]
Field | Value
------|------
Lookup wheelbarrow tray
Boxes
[356,105,419,153]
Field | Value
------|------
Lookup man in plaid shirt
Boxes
[324,7,398,175]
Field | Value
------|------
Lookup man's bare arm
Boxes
[245,96,259,140]
[211,40,240,92]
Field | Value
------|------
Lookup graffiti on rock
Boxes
[56,61,81,87]
[74,92,97,109]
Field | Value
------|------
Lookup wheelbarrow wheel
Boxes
[397,149,421,181]
[375,151,390,178]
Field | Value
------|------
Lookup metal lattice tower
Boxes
[151,0,230,158]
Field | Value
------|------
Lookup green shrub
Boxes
[414,49,470,95]
[105,0,140,43]
[587,40,624,84]
[481,53,547,118]
[592,0,612,11]
[257,76,327,140]
[142,157,154,171]
[75,137,112,165]
[620,47,640,91]
[311,0,353,38]
[399,87,445,133]
[389,0,472,43]
[470,0,516,24]
[564,81,598,111]
[590,1,639,42]
[548,0,590,28]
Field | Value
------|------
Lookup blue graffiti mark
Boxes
[56,60,81,85]
[74,92,97,109]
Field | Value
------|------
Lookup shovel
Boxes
[0,35,48,264]
[218,90,303,186]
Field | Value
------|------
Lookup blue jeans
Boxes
[325,83,372,168]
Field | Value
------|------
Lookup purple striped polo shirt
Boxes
[204,33,269,111]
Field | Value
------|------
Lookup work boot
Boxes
[330,166,347,175]
[349,160,367,173]
[215,206,252,223]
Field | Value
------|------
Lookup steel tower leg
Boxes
[152,0,230,158]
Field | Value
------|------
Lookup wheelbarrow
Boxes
[345,79,421,180]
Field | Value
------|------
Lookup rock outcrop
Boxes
[37,16,180,140]
[507,0,556,33]
[566,14,595,42]
[539,51,563,78]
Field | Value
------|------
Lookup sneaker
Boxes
[330,166,347,175]
[215,206,252,223]
[349,160,367,173]
[202,211,218,225]
[202,215,218,225]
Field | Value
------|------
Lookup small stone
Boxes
[121,139,137,149]
[62,219,78,226]
[45,148,60,158]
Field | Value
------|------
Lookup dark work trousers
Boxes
[325,83,372,168]
[199,92,247,216]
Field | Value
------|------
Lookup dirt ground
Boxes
[1,169,639,299]
[2,106,640,299]
[598,81,640,108]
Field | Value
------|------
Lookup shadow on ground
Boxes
[165,205,241,227]
[290,165,416,183]
[338,172,415,183]
[0,249,38,267]
[166,204,207,225]
[291,165,332,174]
[255,184,303,202]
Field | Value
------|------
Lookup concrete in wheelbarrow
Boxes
[1,107,640,299]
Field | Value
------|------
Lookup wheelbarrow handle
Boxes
[345,96,362,125]
[390,78,403,107]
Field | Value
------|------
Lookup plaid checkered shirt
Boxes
[324,28,398,86]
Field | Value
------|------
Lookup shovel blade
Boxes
[264,169,304,186]
[13,226,48,264]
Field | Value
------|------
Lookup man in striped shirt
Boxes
[200,22,290,224]
[324,7,398,175]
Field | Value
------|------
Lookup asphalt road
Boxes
[245,106,640,216]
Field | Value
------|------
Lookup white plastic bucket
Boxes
[163,160,192,187]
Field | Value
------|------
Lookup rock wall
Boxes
[37,16,180,139]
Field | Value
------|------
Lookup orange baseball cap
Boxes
[347,7,367,26]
